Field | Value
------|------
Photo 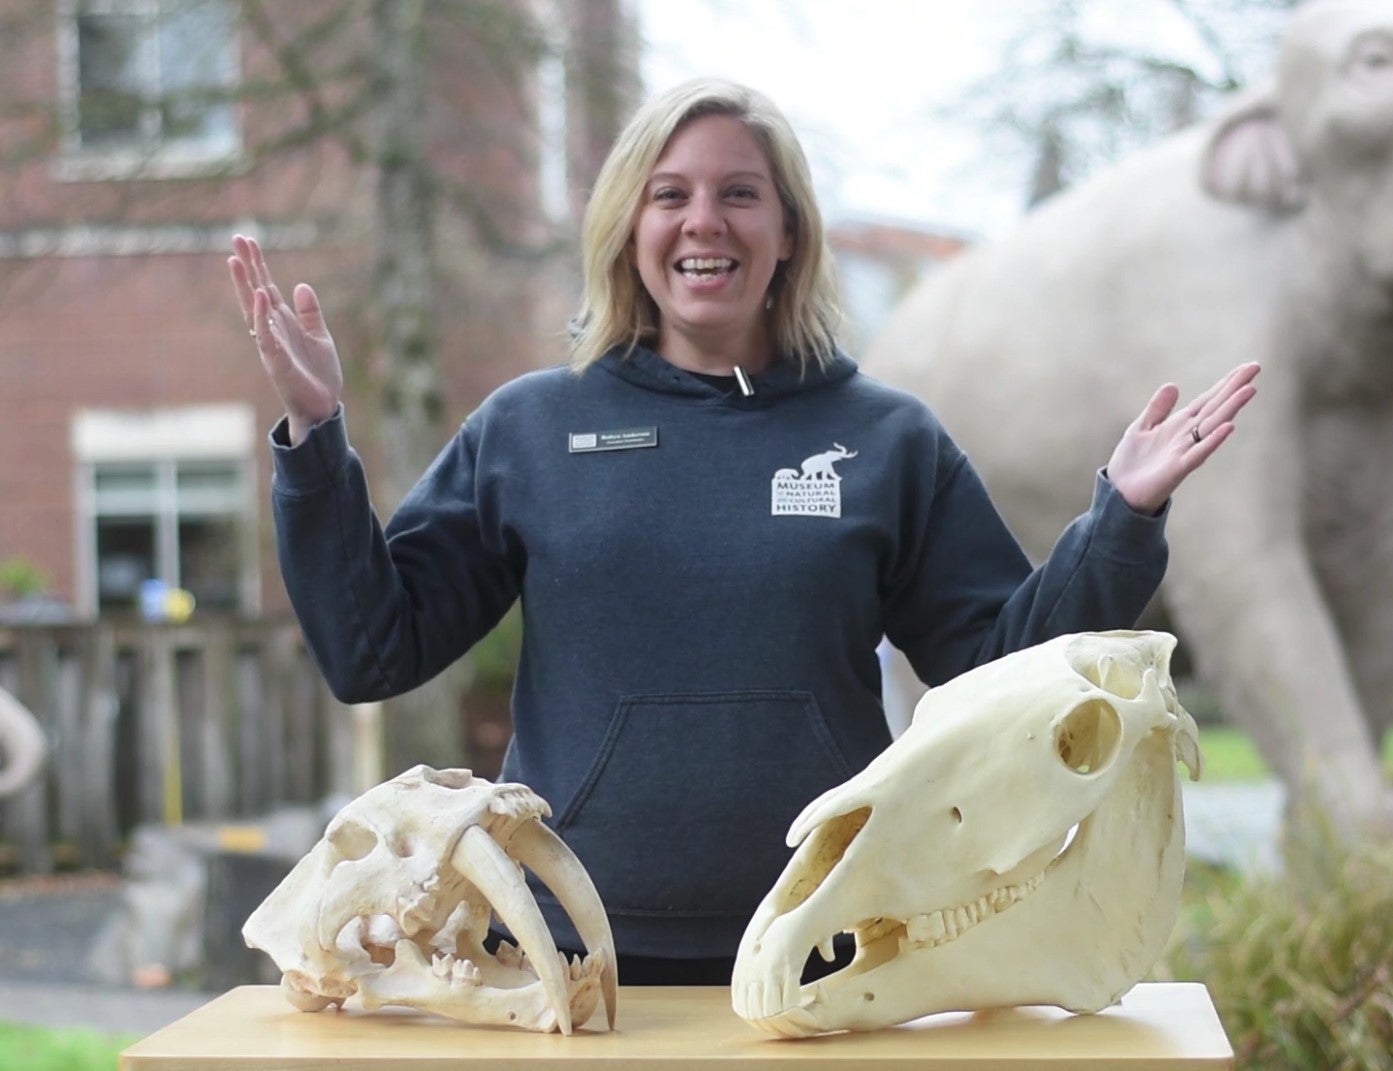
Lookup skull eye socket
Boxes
[325,817,380,862]
[1054,699,1122,775]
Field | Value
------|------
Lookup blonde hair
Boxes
[570,78,842,371]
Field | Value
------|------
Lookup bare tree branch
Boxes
[949,0,1294,206]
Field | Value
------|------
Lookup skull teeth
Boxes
[905,911,946,944]
[495,935,537,969]
[430,951,483,987]
[496,939,523,969]
[398,887,438,936]
[897,871,1045,950]
[488,787,548,822]
[557,950,596,981]
[415,942,597,994]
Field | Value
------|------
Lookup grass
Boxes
[0,1023,137,1071]
[1196,725,1393,783]
[1196,726,1272,782]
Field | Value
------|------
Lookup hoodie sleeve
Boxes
[270,405,522,703]
[884,434,1168,688]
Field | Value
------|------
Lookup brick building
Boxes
[827,217,970,354]
[0,0,635,623]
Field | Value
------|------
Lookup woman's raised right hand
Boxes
[228,234,343,446]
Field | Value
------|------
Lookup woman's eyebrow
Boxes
[647,169,772,185]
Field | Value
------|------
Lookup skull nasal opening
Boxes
[775,806,872,913]
[1054,699,1122,775]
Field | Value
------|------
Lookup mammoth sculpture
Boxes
[0,685,46,798]
[733,631,1198,1037]
[243,766,617,1034]
[866,0,1393,835]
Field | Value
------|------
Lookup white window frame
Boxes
[72,404,260,618]
[54,0,244,181]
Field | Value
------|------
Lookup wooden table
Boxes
[119,982,1233,1069]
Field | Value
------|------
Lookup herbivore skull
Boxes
[732,631,1200,1037]
[243,766,617,1034]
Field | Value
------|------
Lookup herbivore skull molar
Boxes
[732,631,1200,1037]
[242,766,617,1034]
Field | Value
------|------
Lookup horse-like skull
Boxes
[243,766,617,1034]
[732,631,1200,1036]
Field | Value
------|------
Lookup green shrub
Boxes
[467,604,522,695]
[0,1023,136,1071]
[0,557,49,600]
[1155,841,1393,1071]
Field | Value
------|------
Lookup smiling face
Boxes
[630,113,794,373]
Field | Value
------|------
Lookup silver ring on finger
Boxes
[1190,424,1203,444]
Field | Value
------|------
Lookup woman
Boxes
[228,78,1257,984]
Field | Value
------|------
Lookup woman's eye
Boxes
[727,186,758,200]
[653,188,684,202]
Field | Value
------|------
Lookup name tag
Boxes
[568,427,659,453]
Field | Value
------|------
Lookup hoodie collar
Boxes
[596,344,858,401]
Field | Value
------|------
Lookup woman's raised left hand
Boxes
[1105,362,1260,515]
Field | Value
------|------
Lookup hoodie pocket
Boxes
[553,689,855,916]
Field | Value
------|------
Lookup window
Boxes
[73,406,259,617]
[62,0,239,170]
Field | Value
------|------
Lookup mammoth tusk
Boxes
[507,819,618,1029]
[451,825,573,1035]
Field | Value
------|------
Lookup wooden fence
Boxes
[0,619,357,876]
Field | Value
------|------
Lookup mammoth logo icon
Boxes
[772,443,858,518]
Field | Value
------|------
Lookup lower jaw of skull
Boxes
[354,937,603,1033]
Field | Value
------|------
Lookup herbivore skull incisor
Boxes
[243,766,616,1034]
[733,631,1200,1037]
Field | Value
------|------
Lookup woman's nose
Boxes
[683,191,725,236]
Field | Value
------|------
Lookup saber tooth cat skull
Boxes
[732,631,1201,1037]
[243,766,617,1034]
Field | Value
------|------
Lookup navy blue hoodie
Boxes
[270,346,1167,958]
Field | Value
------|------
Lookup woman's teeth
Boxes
[678,257,735,277]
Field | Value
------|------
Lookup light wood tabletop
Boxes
[119,981,1233,1069]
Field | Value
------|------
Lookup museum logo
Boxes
[771,443,858,518]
